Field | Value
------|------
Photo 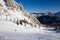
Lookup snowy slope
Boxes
[0,0,41,33]
[0,31,60,40]
[0,19,41,33]
[0,0,41,28]
[0,20,60,40]
[0,0,60,40]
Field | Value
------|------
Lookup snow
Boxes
[0,0,60,40]
[0,0,5,5]
[0,19,40,33]
[8,9,27,20]
[0,19,60,40]
[0,0,7,9]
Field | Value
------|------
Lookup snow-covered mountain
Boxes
[0,0,60,40]
[0,0,42,28]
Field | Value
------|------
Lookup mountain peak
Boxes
[0,0,26,13]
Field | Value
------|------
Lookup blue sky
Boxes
[15,0,60,13]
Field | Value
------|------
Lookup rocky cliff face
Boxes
[3,0,26,13]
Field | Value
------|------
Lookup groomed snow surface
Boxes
[0,19,60,40]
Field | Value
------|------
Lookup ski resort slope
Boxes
[0,20,60,40]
